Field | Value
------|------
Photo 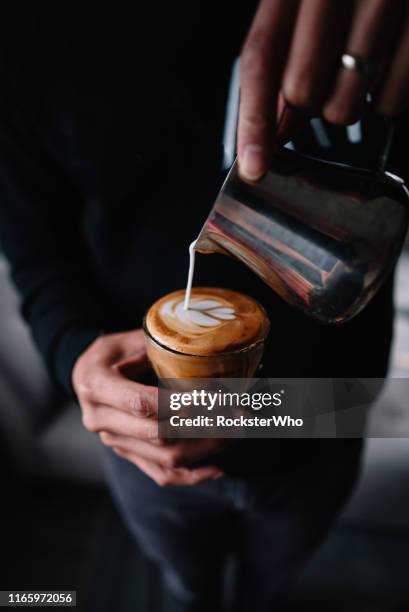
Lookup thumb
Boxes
[115,331,150,380]
[117,352,151,381]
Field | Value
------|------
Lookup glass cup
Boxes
[143,316,270,380]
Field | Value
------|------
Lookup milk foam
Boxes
[162,296,236,328]
[181,240,238,327]
[146,287,269,356]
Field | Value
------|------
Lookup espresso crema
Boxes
[145,287,269,356]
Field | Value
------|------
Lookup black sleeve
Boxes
[0,79,110,397]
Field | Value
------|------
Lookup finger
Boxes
[101,434,175,463]
[276,94,309,143]
[324,0,399,124]
[116,353,151,381]
[88,367,158,418]
[83,405,158,439]
[377,8,409,115]
[283,0,354,112]
[238,0,299,180]
[111,330,151,379]
[100,433,223,468]
[112,448,224,486]
[91,329,148,366]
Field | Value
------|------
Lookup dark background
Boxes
[1,230,409,612]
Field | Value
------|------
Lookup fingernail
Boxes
[240,144,265,181]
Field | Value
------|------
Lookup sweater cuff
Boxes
[53,326,103,398]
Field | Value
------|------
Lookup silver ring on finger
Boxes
[341,53,378,80]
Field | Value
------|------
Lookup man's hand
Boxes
[72,329,224,486]
[238,0,409,180]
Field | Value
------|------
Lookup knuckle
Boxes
[283,77,316,109]
[81,409,97,432]
[162,454,176,469]
[88,337,108,361]
[146,422,159,440]
[99,432,112,445]
[156,474,171,487]
[188,471,205,486]
[186,471,200,484]
[241,111,269,133]
[323,103,355,126]
[90,335,102,351]
[241,37,271,78]
[76,377,95,401]
[129,393,151,418]
[164,448,184,469]
[154,437,168,447]
[93,334,109,351]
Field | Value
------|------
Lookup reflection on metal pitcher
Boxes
[196,147,409,324]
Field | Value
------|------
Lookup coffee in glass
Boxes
[143,287,269,379]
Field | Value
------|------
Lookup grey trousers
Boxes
[103,440,362,611]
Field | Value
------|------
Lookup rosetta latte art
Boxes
[161,297,236,329]
[145,288,269,356]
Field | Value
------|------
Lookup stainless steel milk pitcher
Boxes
[195,122,409,324]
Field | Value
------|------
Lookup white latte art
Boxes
[146,287,269,356]
[161,297,236,328]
